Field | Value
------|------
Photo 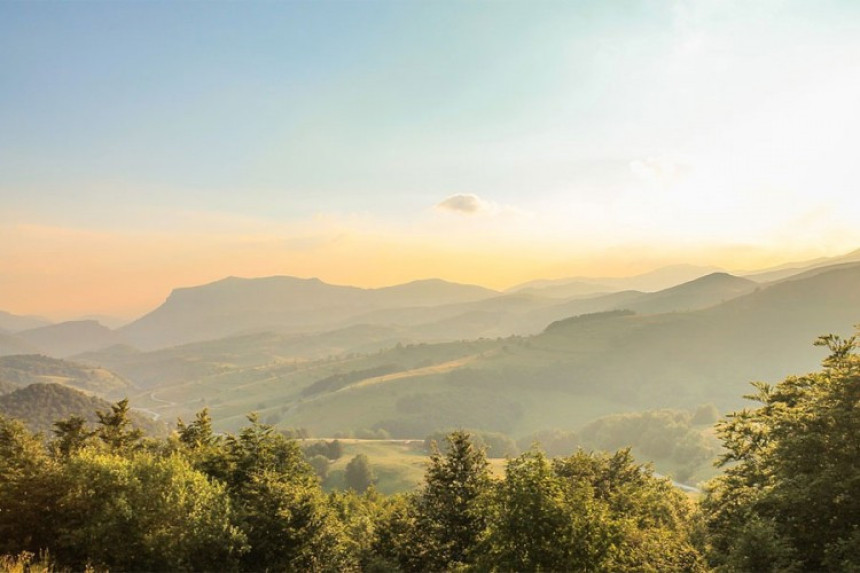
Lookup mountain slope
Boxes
[0,354,133,397]
[742,247,860,283]
[509,264,724,295]
[17,320,123,357]
[241,262,860,437]
[120,276,499,349]
[0,310,51,333]
[0,382,163,436]
[625,272,758,315]
[0,331,38,357]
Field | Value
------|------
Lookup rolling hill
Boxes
[79,272,766,394]
[117,261,860,439]
[0,354,133,397]
[16,320,123,358]
[0,382,164,436]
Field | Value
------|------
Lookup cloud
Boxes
[630,157,685,187]
[435,194,497,215]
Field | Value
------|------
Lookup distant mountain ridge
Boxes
[0,310,51,333]
[509,264,725,297]
[741,248,860,283]
[623,272,758,315]
[4,249,857,358]
[119,276,500,349]
[17,320,123,358]
[270,261,860,437]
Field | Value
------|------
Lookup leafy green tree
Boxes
[308,454,330,481]
[371,431,494,571]
[703,332,860,571]
[478,447,705,572]
[214,415,350,571]
[51,450,246,571]
[235,470,348,571]
[480,448,609,571]
[345,453,375,493]
[51,414,94,457]
[0,415,59,557]
[176,407,216,448]
[371,492,424,571]
[95,398,143,452]
[419,430,493,570]
[553,449,706,572]
[330,488,391,571]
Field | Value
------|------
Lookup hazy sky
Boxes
[2,0,860,319]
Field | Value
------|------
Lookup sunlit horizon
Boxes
[3,1,860,320]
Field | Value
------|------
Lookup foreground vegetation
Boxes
[1,331,858,571]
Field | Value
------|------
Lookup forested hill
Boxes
[0,354,132,397]
[0,383,164,436]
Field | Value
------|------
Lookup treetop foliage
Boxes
[703,329,860,572]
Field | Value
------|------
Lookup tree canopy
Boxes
[703,331,860,572]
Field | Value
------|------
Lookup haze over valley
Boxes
[2,2,860,570]
[3,247,859,487]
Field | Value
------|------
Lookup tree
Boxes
[50,450,246,571]
[345,453,375,493]
[416,430,494,570]
[307,454,330,481]
[479,447,706,572]
[176,408,216,449]
[213,415,350,571]
[553,448,706,572]
[0,415,59,557]
[703,331,860,571]
[481,448,591,571]
[52,414,94,457]
[95,398,143,452]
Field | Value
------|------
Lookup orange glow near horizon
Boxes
[1,222,849,321]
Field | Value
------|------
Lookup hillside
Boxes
[77,325,413,389]
[120,276,499,350]
[0,354,133,397]
[742,247,860,283]
[0,310,51,332]
[81,271,766,394]
[509,264,724,295]
[116,261,860,439]
[0,382,164,436]
[0,331,38,357]
[624,272,758,315]
[17,320,123,357]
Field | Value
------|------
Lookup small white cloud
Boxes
[435,193,496,215]
[630,157,685,187]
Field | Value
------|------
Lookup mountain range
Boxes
[2,249,859,446]
[50,258,859,440]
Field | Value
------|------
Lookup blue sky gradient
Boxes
[2,1,859,317]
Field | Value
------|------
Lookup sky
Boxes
[2,0,860,320]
